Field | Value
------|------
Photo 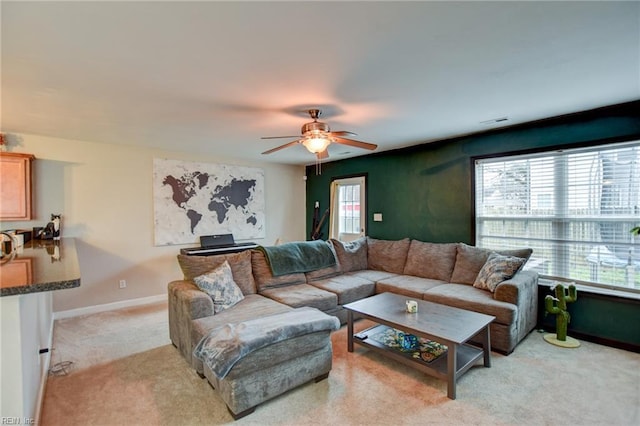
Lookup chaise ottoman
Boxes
[193,307,340,419]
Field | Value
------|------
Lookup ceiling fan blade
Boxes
[261,140,302,155]
[261,135,301,140]
[330,131,358,137]
[317,149,330,160]
[333,137,378,151]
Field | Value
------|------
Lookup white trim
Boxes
[539,278,640,301]
[33,315,54,426]
[53,294,167,319]
[330,176,366,241]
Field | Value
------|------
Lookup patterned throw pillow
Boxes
[193,260,244,313]
[473,252,526,292]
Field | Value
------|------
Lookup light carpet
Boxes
[41,301,639,425]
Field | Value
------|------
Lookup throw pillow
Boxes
[473,252,526,292]
[330,237,368,272]
[193,260,245,313]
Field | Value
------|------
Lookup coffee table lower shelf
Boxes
[353,325,485,397]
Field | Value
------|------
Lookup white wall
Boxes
[0,291,51,420]
[3,133,306,312]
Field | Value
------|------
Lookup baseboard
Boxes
[53,294,167,320]
[537,325,640,354]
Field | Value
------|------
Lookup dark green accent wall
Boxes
[306,100,640,351]
[538,286,640,352]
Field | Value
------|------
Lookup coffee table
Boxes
[344,292,495,399]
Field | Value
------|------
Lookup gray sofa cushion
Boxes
[376,275,447,299]
[403,240,458,281]
[330,238,368,272]
[423,283,516,325]
[194,307,339,379]
[223,331,332,379]
[308,274,375,305]
[367,237,411,274]
[344,269,400,282]
[191,294,292,372]
[178,250,256,295]
[260,283,338,312]
[449,243,533,285]
[251,250,307,291]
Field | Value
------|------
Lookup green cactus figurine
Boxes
[543,283,580,348]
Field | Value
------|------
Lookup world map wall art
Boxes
[153,158,265,246]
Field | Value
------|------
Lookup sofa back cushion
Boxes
[305,241,342,281]
[251,250,307,291]
[403,240,458,281]
[177,250,256,295]
[367,237,411,274]
[330,237,368,272]
[449,243,533,285]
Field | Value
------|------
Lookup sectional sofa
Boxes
[169,237,538,365]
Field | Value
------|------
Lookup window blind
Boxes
[475,141,640,292]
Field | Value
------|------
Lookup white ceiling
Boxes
[2,1,639,166]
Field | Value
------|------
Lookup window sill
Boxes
[539,278,640,302]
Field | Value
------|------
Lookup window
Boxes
[475,141,640,293]
[329,176,366,242]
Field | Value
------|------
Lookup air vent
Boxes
[480,117,509,125]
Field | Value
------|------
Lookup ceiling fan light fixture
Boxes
[301,131,331,154]
[261,108,377,162]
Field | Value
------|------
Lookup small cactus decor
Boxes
[543,282,580,348]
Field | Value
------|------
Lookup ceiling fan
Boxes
[261,109,378,161]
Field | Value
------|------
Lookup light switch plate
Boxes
[373,213,383,222]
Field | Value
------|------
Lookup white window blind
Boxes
[475,141,640,292]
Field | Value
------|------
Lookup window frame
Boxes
[329,173,368,242]
[471,135,640,295]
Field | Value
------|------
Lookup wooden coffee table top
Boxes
[344,292,494,344]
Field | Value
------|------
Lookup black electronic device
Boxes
[180,233,258,256]
[200,234,235,248]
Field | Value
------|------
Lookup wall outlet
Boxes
[119,279,127,289]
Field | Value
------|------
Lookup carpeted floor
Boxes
[41,301,639,425]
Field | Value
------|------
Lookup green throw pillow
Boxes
[193,260,244,313]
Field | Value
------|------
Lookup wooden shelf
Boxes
[353,325,484,381]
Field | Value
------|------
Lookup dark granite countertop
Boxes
[0,237,81,297]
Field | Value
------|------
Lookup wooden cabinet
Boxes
[0,152,35,220]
